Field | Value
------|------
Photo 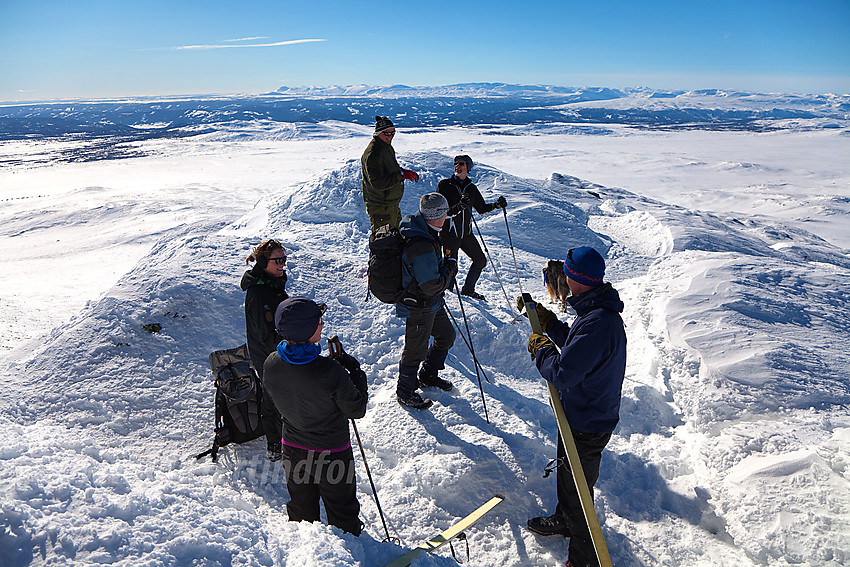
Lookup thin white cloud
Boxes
[175,39,325,50]
[222,36,269,42]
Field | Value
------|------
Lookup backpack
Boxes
[367,224,412,304]
[194,344,265,462]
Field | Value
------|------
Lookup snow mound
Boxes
[3,150,849,566]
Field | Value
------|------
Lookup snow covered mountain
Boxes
[1,84,848,146]
[1,91,849,566]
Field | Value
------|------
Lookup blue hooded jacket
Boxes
[395,212,454,317]
[535,283,627,433]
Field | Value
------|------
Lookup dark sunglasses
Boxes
[270,256,287,265]
[382,130,396,135]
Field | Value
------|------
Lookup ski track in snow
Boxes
[1,124,849,567]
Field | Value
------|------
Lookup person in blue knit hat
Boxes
[520,246,627,567]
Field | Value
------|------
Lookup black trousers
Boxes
[442,232,486,293]
[282,445,361,535]
[253,358,282,450]
[556,430,611,567]
[398,307,456,396]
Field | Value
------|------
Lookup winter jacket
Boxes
[396,212,456,317]
[241,264,288,376]
[361,136,404,217]
[535,283,627,434]
[263,345,368,452]
[438,176,496,240]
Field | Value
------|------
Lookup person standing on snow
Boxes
[522,246,626,567]
[395,193,458,410]
[241,239,289,462]
[437,155,506,300]
[361,115,420,232]
[263,297,368,536]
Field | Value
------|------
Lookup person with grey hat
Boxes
[361,115,420,232]
[521,247,626,567]
[263,297,368,536]
[394,193,459,409]
[438,155,507,300]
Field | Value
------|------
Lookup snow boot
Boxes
[397,391,434,410]
[527,514,571,537]
[461,288,485,300]
[419,366,453,391]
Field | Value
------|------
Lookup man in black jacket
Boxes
[263,297,368,535]
[438,155,506,300]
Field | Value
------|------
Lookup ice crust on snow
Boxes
[1,111,849,566]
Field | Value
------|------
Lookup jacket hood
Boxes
[568,283,624,316]
[399,212,438,241]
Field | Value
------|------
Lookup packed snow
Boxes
[1,88,849,566]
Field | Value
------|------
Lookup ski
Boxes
[383,495,504,567]
[521,293,612,567]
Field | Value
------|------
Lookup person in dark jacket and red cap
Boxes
[240,239,289,462]
[438,155,506,300]
[521,246,626,567]
[263,297,368,536]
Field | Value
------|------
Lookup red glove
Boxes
[402,169,419,182]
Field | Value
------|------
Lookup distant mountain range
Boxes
[1,83,848,141]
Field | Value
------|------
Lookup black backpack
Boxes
[194,344,265,462]
[367,224,413,304]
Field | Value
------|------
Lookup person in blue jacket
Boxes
[522,246,626,567]
[395,193,458,410]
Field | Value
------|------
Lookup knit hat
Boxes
[563,246,605,287]
[275,297,326,343]
[419,193,449,220]
[454,155,473,172]
[374,116,394,134]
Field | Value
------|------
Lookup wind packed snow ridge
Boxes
[1,153,849,566]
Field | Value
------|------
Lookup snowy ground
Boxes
[1,118,849,566]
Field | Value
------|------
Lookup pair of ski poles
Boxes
[442,203,522,426]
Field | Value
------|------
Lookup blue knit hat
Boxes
[563,247,605,287]
[275,297,326,343]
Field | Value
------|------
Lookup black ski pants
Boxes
[442,232,486,293]
[555,430,611,567]
[398,306,456,396]
[282,445,361,536]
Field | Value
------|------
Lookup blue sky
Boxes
[1,0,848,102]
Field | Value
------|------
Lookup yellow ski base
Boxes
[383,495,504,567]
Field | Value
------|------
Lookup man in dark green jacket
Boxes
[361,116,419,232]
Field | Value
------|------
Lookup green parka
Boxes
[361,135,404,217]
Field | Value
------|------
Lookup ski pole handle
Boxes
[328,335,342,359]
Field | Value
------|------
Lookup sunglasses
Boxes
[270,256,287,265]
[382,130,396,136]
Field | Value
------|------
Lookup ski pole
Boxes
[470,209,517,316]
[502,207,525,297]
[452,279,490,424]
[328,336,398,544]
[442,304,491,384]
[350,419,397,543]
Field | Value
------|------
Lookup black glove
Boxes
[459,193,472,209]
[495,196,507,209]
[444,257,458,282]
